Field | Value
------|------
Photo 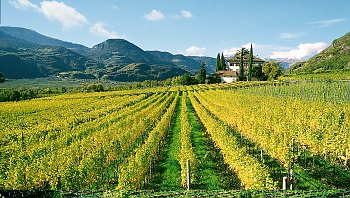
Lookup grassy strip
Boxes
[179,92,196,189]
[186,94,240,190]
[145,97,182,190]
[117,93,179,190]
[188,91,274,190]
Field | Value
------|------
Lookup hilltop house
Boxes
[218,54,265,83]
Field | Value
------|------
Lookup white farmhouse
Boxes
[217,54,265,83]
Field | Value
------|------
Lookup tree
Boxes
[252,64,263,80]
[87,83,104,92]
[0,72,5,83]
[236,48,250,56]
[198,62,207,84]
[262,61,283,80]
[239,47,245,81]
[220,53,226,70]
[216,53,221,72]
[248,43,253,81]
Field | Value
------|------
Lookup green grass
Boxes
[145,95,240,191]
[145,98,182,190]
[294,151,350,190]
[186,96,240,190]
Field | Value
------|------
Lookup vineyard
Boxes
[1,81,350,197]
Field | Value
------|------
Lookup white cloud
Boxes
[172,10,193,19]
[180,10,193,18]
[223,43,271,57]
[90,22,121,39]
[310,18,347,27]
[280,32,303,39]
[144,10,165,21]
[40,1,88,28]
[269,42,328,59]
[10,0,40,11]
[10,0,87,28]
[9,0,40,11]
[223,47,240,57]
[222,43,294,58]
[185,46,206,56]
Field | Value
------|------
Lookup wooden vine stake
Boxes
[186,159,190,191]
[290,138,295,190]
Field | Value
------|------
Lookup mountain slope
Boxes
[0,30,93,78]
[290,32,350,73]
[0,30,38,50]
[147,51,216,73]
[0,46,92,78]
[101,63,187,82]
[0,26,89,54]
[148,51,199,72]
[189,56,216,73]
[89,39,160,64]
[87,39,189,81]
[0,26,195,81]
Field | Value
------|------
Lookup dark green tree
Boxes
[216,53,221,72]
[87,83,104,92]
[198,62,207,84]
[236,48,250,56]
[239,47,245,81]
[252,64,263,80]
[248,43,253,81]
[0,72,5,83]
[262,61,283,80]
[220,53,226,70]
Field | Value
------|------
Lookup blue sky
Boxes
[2,0,350,59]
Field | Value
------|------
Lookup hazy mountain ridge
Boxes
[0,30,39,50]
[0,26,89,54]
[0,26,219,81]
[147,51,216,73]
[0,29,93,79]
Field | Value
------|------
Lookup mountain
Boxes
[101,63,187,82]
[148,51,216,73]
[188,56,216,73]
[290,32,350,73]
[89,39,161,64]
[88,40,187,80]
[267,58,305,70]
[0,30,38,50]
[0,46,93,79]
[0,26,196,81]
[0,26,89,54]
[0,30,94,78]
[148,51,199,72]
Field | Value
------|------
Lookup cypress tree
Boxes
[198,62,207,84]
[216,53,221,72]
[220,53,225,70]
[239,47,244,81]
[248,43,253,81]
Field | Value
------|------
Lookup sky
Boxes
[1,0,350,59]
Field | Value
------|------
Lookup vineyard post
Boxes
[186,159,190,191]
[290,138,295,190]
[282,176,287,190]
[149,158,152,178]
